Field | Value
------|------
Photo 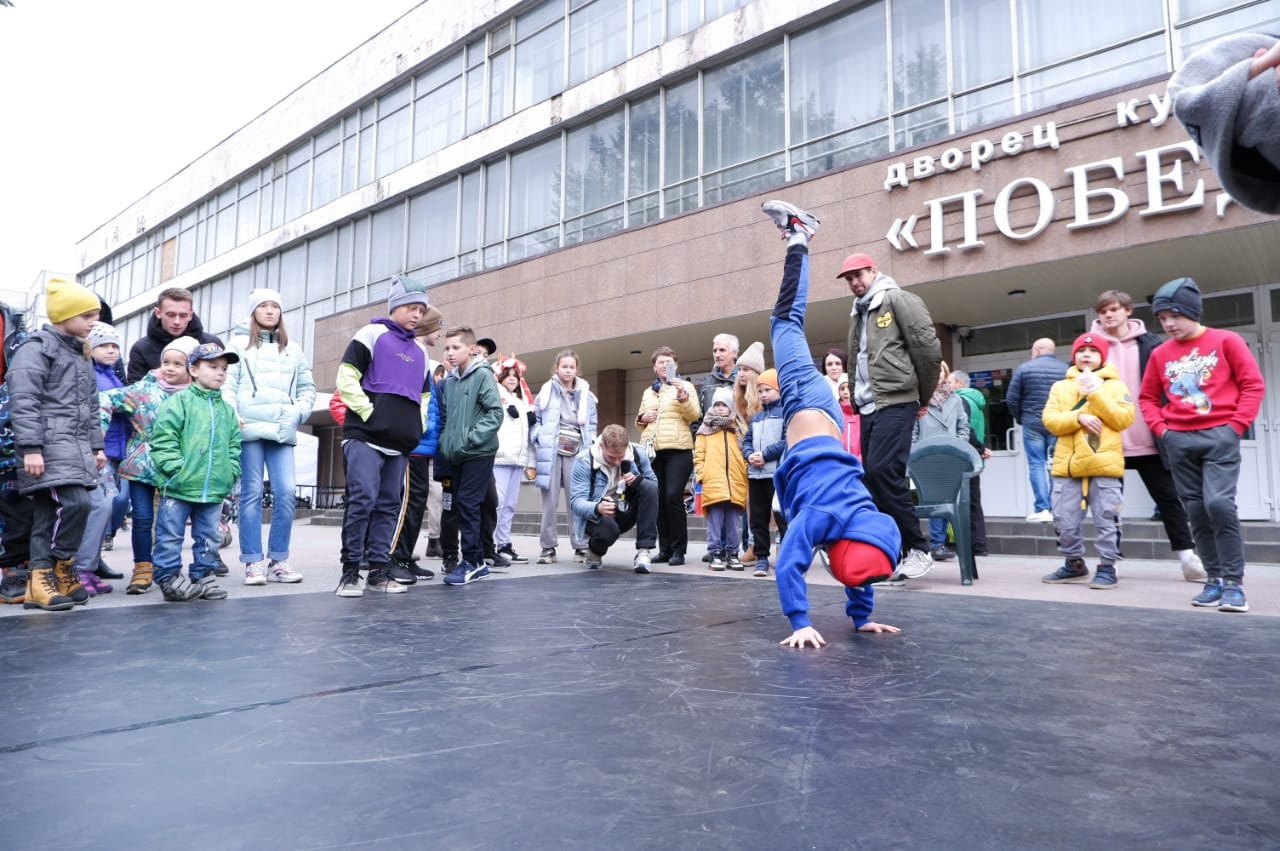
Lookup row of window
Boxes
[84,0,1277,313]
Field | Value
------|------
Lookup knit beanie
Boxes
[387,274,430,312]
[711,387,734,409]
[758,369,779,391]
[162,335,201,360]
[45,277,100,324]
[1150,277,1204,321]
[1071,332,1110,365]
[1168,32,1280,214]
[249,288,284,316]
[737,341,766,374]
[87,322,121,350]
[416,306,445,337]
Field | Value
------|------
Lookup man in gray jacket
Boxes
[1005,338,1070,522]
[843,253,941,582]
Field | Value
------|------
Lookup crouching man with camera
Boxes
[569,424,660,573]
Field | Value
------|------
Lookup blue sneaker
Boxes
[443,561,489,586]
[1191,578,1224,607]
[1042,558,1089,584]
[1089,565,1117,590]
[1218,581,1248,613]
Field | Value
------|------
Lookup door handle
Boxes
[1006,427,1017,450]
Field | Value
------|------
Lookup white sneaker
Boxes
[1025,509,1054,523]
[896,548,934,580]
[243,560,268,586]
[633,549,652,574]
[267,559,304,583]
[1178,550,1207,583]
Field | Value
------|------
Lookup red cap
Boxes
[825,539,894,588]
[838,253,876,279]
[1071,333,1110,365]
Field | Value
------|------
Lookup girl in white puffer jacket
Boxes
[492,356,535,563]
[223,289,316,586]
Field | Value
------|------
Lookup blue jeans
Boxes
[108,459,130,535]
[771,248,844,428]
[929,517,948,548]
[239,439,296,563]
[1022,427,1052,513]
[152,497,221,583]
[129,481,157,563]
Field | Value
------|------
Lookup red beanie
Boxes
[825,540,894,588]
[1071,332,1110,364]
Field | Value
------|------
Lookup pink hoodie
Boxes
[1091,316,1157,457]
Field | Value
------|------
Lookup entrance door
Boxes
[953,352,1030,518]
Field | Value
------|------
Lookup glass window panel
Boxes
[312,145,341,207]
[517,0,561,38]
[667,0,700,39]
[664,178,698,216]
[893,101,950,150]
[379,83,410,116]
[176,227,196,274]
[489,49,513,124]
[376,104,412,178]
[285,165,309,221]
[408,182,459,268]
[1178,4,1280,58]
[790,121,890,179]
[315,123,340,152]
[629,94,660,197]
[237,190,259,244]
[508,225,560,262]
[703,153,785,205]
[1018,0,1163,69]
[358,128,375,186]
[790,5,888,145]
[280,244,307,310]
[1020,35,1165,111]
[484,159,507,245]
[369,204,406,283]
[271,175,287,228]
[205,277,232,338]
[565,110,624,219]
[633,0,663,53]
[286,142,310,171]
[414,72,464,158]
[515,19,565,110]
[703,46,785,172]
[509,139,561,237]
[569,0,627,86]
[951,0,1012,90]
[460,170,481,253]
[705,0,747,19]
[954,83,1015,132]
[336,224,353,291]
[215,206,236,256]
[628,194,660,226]
[417,52,463,93]
[891,0,946,109]
[466,66,486,134]
[416,257,459,286]
[307,231,337,304]
[352,216,371,288]
[664,79,699,185]
[565,205,624,245]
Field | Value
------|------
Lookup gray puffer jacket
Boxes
[8,326,103,494]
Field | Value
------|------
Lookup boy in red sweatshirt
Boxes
[1138,277,1264,613]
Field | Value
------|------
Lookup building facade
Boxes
[76,0,1280,517]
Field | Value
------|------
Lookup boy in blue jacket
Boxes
[760,200,903,649]
[150,343,243,602]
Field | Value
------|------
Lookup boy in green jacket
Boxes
[150,343,243,601]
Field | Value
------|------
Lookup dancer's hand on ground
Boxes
[780,626,826,648]
[857,621,901,634]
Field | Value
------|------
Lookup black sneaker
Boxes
[94,560,125,580]
[498,544,528,564]
[335,568,364,598]
[536,548,557,564]
[651,551,672,564]
[1042,558,1089,584]
[667,553,685,566]
[212,555,230,577]
[424,539,443,558]
[930,546,955,562]
[157,574,202,602]
[407,561,436,580]
[386,558,418,585]
[0,569,28,605]
[486,551,512,570]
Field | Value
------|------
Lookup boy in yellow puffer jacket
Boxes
[1041,333,1135,589]
[693,387,749,571]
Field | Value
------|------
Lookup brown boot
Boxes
[53,559,90,605]
[741,549,758,565]
[127,562,154,595]
[23,566,75,611]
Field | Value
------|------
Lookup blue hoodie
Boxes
[773,435,901,631]
[94,360,129,460]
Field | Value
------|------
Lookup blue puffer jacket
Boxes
[223,324,317,445]
[569,437,657,542]
[532,378,597,489]
[1006,353,1069,434]
[95,361,129,460]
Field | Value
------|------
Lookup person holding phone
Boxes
[636,347,700,565]
[570,425,659,572]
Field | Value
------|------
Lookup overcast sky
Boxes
[0,0,422,306]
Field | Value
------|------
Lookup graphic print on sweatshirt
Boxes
[1164,347,1218,415]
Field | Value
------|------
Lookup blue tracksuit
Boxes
[770,245,901,631]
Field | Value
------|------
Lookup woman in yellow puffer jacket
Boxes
[636,347,702,564]
[1040,333,1135,589]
